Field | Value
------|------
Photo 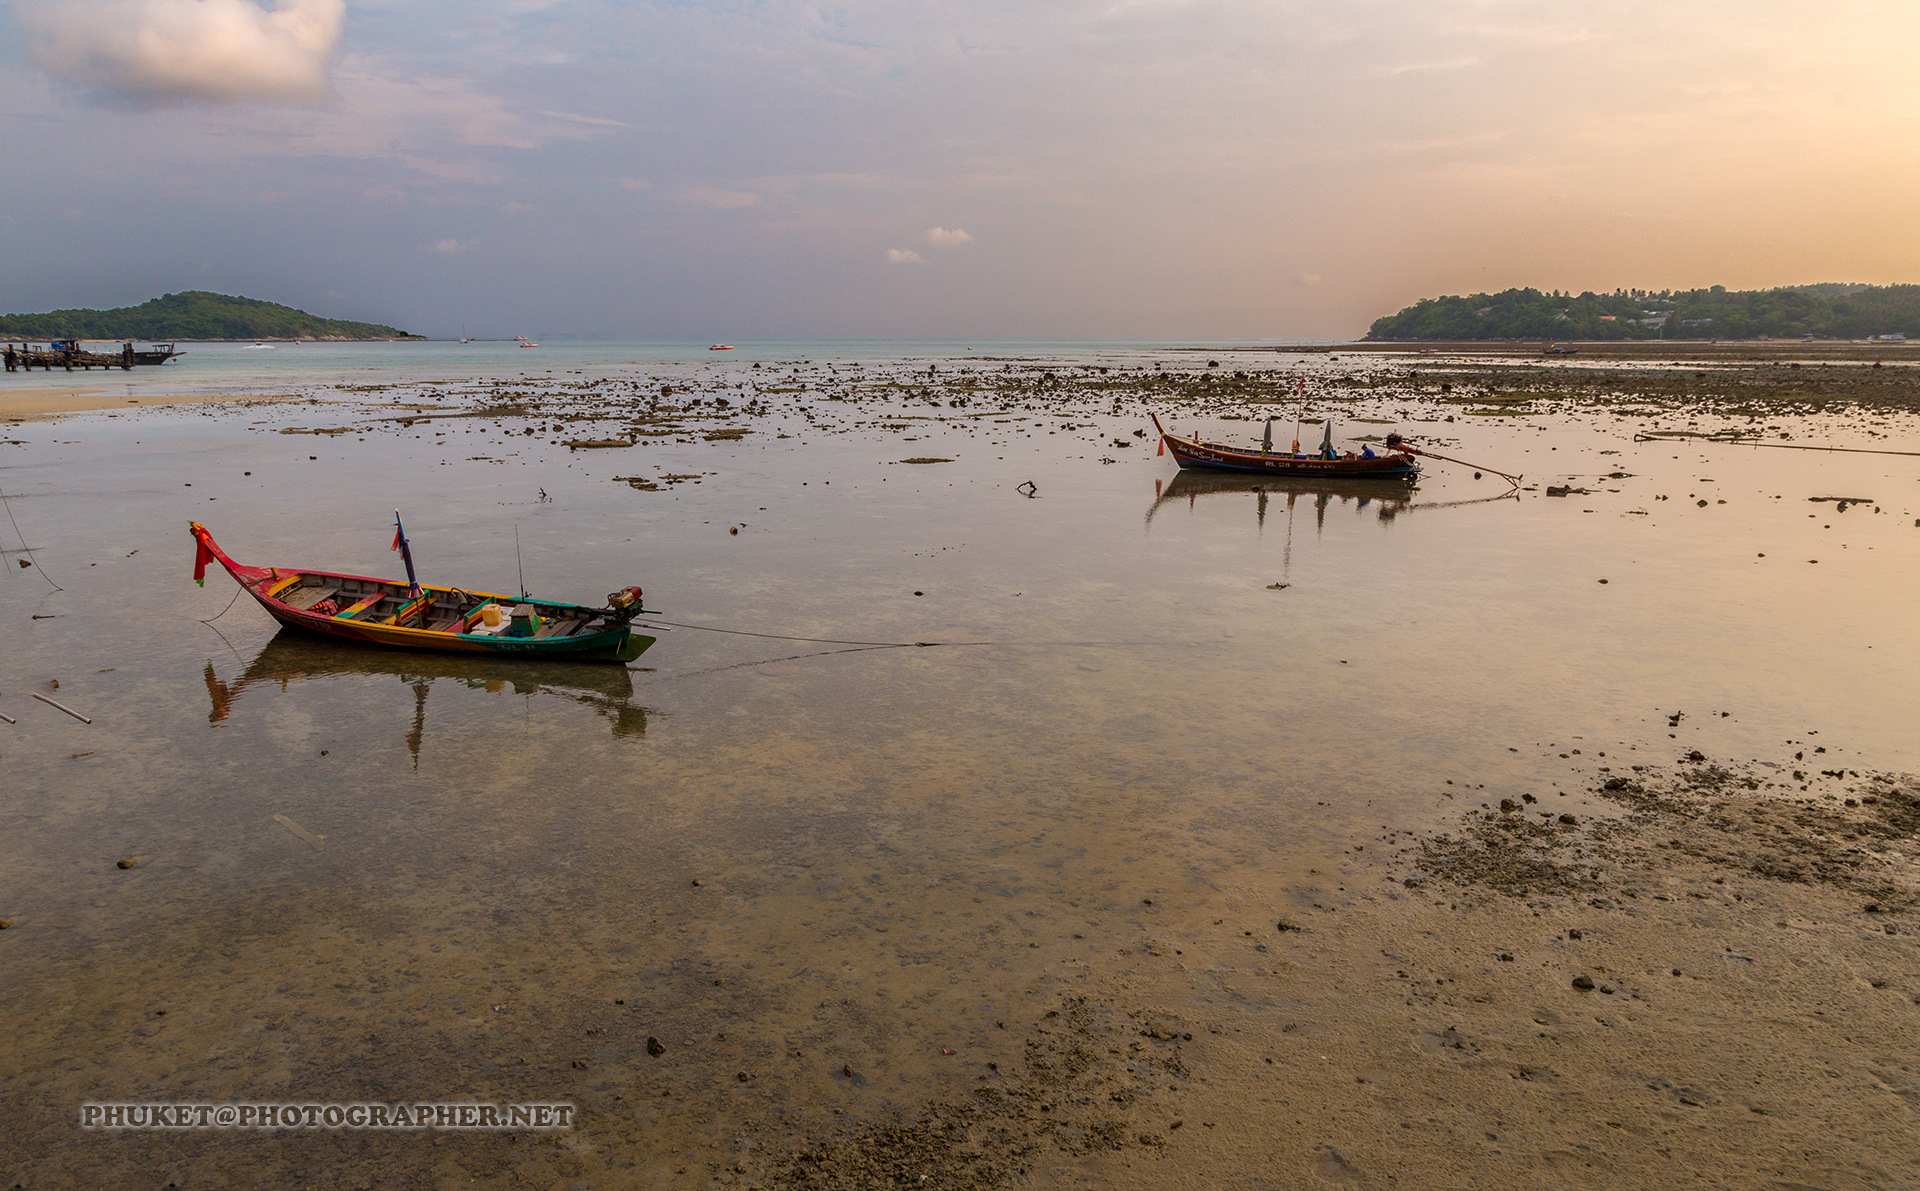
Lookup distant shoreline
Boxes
[0,338,424,344]
[1198,339,1919,360]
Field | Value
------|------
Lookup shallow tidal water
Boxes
[1,345,1917,1186]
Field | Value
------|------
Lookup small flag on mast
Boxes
[392,510,421,598]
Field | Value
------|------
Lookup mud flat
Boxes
[754,752,1920,1191]
[4,748,1912,1190]
[1,343,1916,1188]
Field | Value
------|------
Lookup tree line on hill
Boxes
[1365,283,1920,341]
[0,291,419,341]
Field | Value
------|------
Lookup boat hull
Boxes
[190,522,654,665]
[261,601,653,663]
[1161,435,1417,478]
[1149,410,1416,478]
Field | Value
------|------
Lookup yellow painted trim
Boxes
[333,593,386,620]
[382,595,431,627]
[264,574,303,599]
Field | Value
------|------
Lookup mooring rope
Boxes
[643,643,909,683]
[199,584,246,624]
[1634,433,1920,458]
[0,482,62,592]
[636,618,989,648]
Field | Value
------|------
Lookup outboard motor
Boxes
[606,585,646,619]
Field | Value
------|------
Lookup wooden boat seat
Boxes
[534,616,583,639]
[333,592,389,620]
[283,585,340,611]
[382,595,432,627]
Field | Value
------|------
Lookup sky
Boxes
[2,0,1918,340]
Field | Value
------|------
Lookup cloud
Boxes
[538,110,629,128]
[680,188,757,209]
[427,238,474,254]
[886,248,924,264]
[22,0,345,105]
[1377,56,1480,78]
[926,226,973,246]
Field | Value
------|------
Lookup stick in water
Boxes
[32,692,91,724]
[273,813,326,851]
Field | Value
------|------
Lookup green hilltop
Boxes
[1365,284,1920,341]
[0,291,420,341]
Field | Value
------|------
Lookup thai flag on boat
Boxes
[392,509,422,598]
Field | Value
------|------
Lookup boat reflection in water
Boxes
[1146,471,1422,533]
[1148,470,1520,532]
[204,630,652,760]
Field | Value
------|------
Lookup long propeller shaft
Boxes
[1399,444,1522,488]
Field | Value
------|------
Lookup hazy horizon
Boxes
[4,1,1917,341]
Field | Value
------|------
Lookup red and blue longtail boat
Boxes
[1149,412,1419,479]
[189,520,656,664]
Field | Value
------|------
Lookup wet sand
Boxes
[4,745,1912,1189]
[1,341,1916,1188]
[1,387,309,421]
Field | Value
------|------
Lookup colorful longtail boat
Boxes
[189,522,656,664]
[1149,412,1418,479]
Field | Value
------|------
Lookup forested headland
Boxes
[1365,283,1920,341]
[0,292,420,341]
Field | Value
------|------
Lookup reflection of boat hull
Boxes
[207,630,650,738]
[1149,414,1417,478]
[190,522,655,664]
[232,631,640,698]
[1157,472,1419,502]
[1147,470,1415,529]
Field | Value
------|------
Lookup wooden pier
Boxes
[4,340,181,372]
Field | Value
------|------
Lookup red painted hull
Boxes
[1149,414,1417,479]
[188,523,653,664]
